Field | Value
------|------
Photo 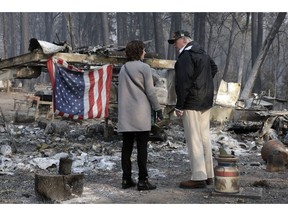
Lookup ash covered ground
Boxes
[0,92,288,214]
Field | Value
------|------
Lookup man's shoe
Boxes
[137,179,157,191]
[122,179,136,189]
[179,180,206,189]
[206,178,213,185]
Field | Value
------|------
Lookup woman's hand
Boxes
[155,109,163,122]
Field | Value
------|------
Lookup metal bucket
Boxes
[214,156,240,193]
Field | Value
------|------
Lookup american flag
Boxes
[47,57,113,119]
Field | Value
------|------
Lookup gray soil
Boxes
[1,91,288,208]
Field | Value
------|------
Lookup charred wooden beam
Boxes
[13,66,42,79]
[107,50,159,59]
[0,51,176,71]
[0,52,48,69]
[256,110,288,117]
[226,121,263,134]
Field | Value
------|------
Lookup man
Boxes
[168,30,218,189]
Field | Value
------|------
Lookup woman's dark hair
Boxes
[125,40,145,61]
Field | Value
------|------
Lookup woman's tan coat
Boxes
[117,60,161,132]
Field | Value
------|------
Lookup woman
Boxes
[117,40,163,191]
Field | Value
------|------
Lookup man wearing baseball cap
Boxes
[168,30,218,189]
[168,30,192,45]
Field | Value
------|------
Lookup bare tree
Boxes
[20,13,29,54]
[64,13,77,50]
[222,13,238,81]
[20,13,31,91]
[206,13,216,57]
[1,13,8,59]
[237,13,250,84]
[116,13,127,47]
[153,13,166,59]
[143,13,154,42]
[9,13,18,57]
[240,12,287,100]
[101,13,110,46]
[59,13,67,42]
[44,13,54,42]
[251,13,264,93]
[194,13,206,49]
[167,12,182,60]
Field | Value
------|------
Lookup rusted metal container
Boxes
[214,156,240,193]
[261,139,288,172]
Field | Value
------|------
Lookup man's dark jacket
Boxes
[174,41,218,111]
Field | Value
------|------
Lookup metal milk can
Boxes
[214,155,240,193]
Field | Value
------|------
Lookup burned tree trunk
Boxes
[35,174,84,202]
[35,157,84,202]
[240,12,287,100]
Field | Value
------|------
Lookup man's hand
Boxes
[175,108,184,117]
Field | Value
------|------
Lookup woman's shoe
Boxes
[137,179,156,191]
[122,179,136,189]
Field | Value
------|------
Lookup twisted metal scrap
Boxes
[0,107,17,153]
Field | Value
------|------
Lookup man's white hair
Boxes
[184,36,192,43]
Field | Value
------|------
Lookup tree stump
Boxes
[35,157,84,202]
[35,173,84,202]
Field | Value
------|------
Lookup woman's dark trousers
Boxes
[121,131,149,181]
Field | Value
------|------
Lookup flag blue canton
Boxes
[55,66,85,116]
[47,57,113,119]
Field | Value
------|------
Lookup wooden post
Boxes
[59,157,73,175]
[104,117,108,138]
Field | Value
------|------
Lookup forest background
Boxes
[0,2,288,101]
[1,1,288,216]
